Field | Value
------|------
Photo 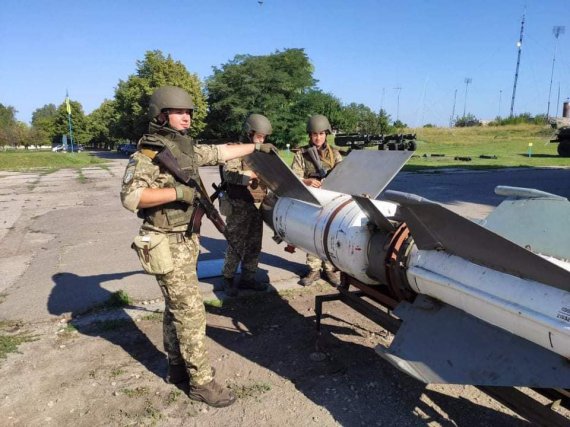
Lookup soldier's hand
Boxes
[303,178,322,188]
[255,143,278,155]
[174,185,195,204]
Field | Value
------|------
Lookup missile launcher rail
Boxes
[334,133,417,152]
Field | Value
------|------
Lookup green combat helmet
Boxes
[306,114,332,134]
[148,86,195,119]
[243,113,272,136]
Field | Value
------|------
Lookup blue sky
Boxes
[1,0,568,128]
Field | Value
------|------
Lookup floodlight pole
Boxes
[394,87,402,121]
[463,78,472,118]
[547,26,565,120]
[450,89,457,127]
[510,12,525,117]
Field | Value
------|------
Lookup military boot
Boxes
[299,269,320,287]
[166,363,189,385]
[238,277,268,291]
[188,379,236,408]
[223,277,238,297]
[324,270,341,286]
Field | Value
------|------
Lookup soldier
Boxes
[221,114,272,297]
[120,86,275,407]
[291,114,343,287]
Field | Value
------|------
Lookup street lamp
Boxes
[463,78,472,118]
[547,26,565,119]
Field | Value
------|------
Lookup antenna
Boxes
[546,26,565,119]
[509,11,525,117]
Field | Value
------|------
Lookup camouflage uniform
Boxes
[291,143,343,274]
[120,125,222,387]
[221,156,267,282]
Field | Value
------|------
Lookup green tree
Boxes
[87,99,119,149]
[53,99,91,146]
[204,49,316,147]
[0,103,17,128]
[113,50,207,141]
[31,104,58,147]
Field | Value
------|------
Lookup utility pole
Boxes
[463,78,472,118]
[498,90,503,118]
[547,26,565,119]
[394,87,402,122]
[450,89,458,127]
[510,11,525,117]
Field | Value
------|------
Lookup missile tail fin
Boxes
[377,295,570,387]
[243,152,321,206]
[323,151,413,199]
[385,190,570,292]
[352,195,395,232]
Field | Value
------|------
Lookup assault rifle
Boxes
[305,146,328,180]
[334,133,417,152]
[153,148,228,239]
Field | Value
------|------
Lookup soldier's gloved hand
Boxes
[255,143,278,155]
[174,185,195,204]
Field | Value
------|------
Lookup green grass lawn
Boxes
[404,124,568,169]
[0,151,108,171]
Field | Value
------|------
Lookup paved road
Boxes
[0,152,568,323]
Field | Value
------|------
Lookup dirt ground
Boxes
[1,284,534,427]
[1,155,569,426]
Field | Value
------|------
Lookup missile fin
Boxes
[323,151,413,199]
[376,295,570,387]
[384,190,570,292]
[243,152,321,206]
[352,195,395,232]
[482,186,570,261]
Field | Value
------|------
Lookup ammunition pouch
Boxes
[132,232,174,275]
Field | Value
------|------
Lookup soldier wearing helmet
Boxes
[120,87,275,408]
[291,114,343,287]
[221,113,272,297]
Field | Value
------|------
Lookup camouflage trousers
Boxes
[306,253,335,273]
[157,233,213,386]
[222,199,263,280]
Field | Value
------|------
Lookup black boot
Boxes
[223,277,238,297]
[166,363,189,385]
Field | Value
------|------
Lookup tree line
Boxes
[0,49,401,150]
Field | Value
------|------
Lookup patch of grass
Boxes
[76,169,86,183]
[203,299,223,308]
[122,386,149,398]
[57,323,78,339]
[0,151,107,171]
[141,311,163,322]
[105,290,132,308]
[229,381,271,400]
[0,293,6,304]
[0,331,38,359]
[110,367,126,378]
[165,389,182,405]
[143,399,163,424]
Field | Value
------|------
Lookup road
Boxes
[0,152,568,323]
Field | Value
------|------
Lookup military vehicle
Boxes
[551,126,570,157]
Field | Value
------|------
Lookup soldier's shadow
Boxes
[47,271,166,379]
[206,291,524,426]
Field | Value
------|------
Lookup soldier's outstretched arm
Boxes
[219,143,277,161]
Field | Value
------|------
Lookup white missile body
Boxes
[245,150,570,387]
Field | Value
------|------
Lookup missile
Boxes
[244,150,570,388]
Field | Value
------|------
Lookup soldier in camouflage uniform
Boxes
[291,114,343,287]
[221,114,272,297]
[120,86,275,407]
